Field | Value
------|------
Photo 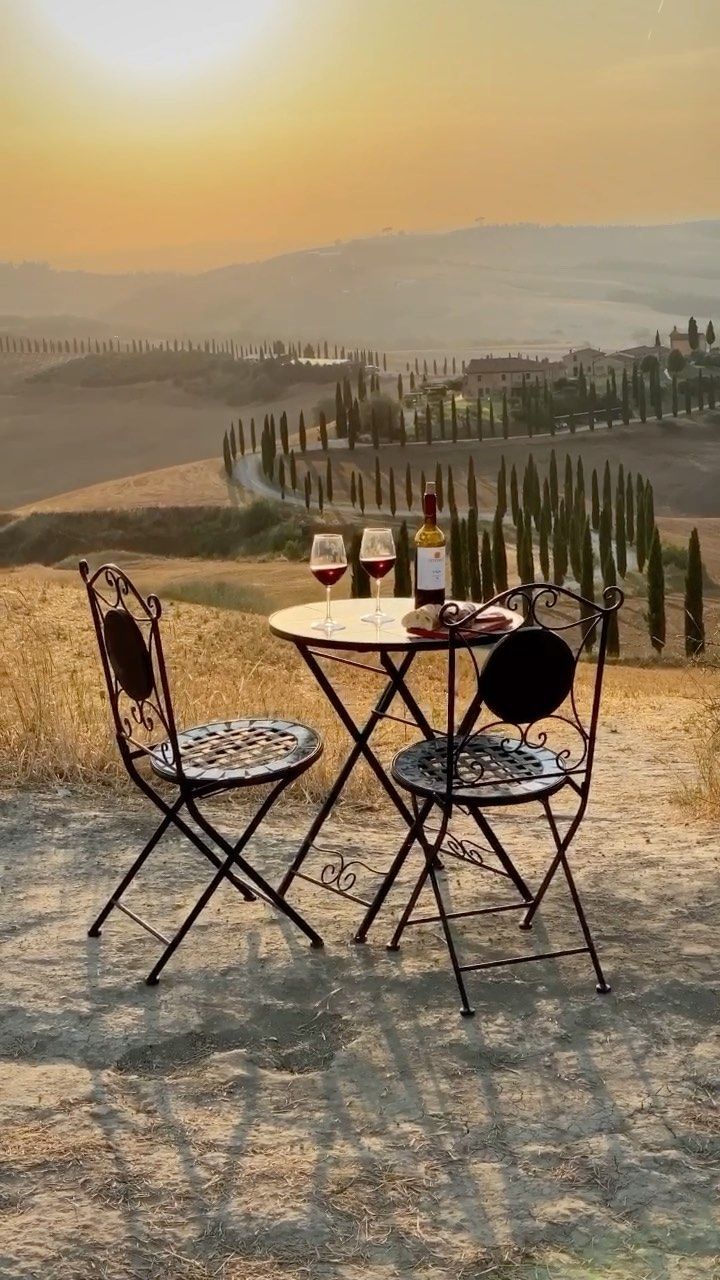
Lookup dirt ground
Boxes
[1,694,719,1279]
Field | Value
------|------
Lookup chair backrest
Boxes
[80,561,181,777]
[441,582,623,798]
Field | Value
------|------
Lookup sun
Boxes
[34,0,277,80]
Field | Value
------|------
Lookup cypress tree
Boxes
[447,465,456,513]
[502,390,509,439]
[647,528,665,654]
[397,372,404,401]
[644,480,655,552]
[626,471,635,544]
[621,367,630,424]
[467,456,477,510]
[358,473,365,515]
[222,431,232,476]
[539,506,550,580]
[278,457,286,499]
[435,462,444,511]
[319,411,328,451]
[326,456,333,503]
[564,453,574,514]
[303,472,311,511]
[399,408,407,447]
[280,411,289,455]
[509,464,519,524]
[249,417,257,455]
[405,464,413,511]
[350,470,356,507]
[615,477,627,577]
[394,522,413,596]
[451,394,458,443]
[299,410,307,452]
[580,517,596,650]
[524,517,535,583]
[371,407,380,450]
[450,512,467,599]
[638,375,647,422]
[516,510,526,581]
[481,529,494,601]
[497,456,507,517]
[552,514,567,585]
[290,450,297,492]
[229,422,237,459]
[350,532,371,597]
[569,506,582,582]
[389,467,397,516]
[375,456,382,509]
[604,552,620,657]
[636,483,647,573]
[602,460,612,516]
[575,456,585,511]
[685,528,705,656]
[599,502,612,575]
[476,395,483,441]
[467,507,482,601]
[238,419,245,456]
[548,451,558,515]
[492,508,508,591]
[591,469,600,530]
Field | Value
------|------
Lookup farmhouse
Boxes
[463,355,560,396]
[560,347,609,379]
[670,325,707,356]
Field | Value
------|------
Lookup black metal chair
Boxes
[80,561,324,984]
[385,583,623,1016]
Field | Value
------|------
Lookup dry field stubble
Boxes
[0,571,715,806]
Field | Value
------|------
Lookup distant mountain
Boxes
[2,222,719,350]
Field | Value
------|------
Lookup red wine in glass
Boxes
[360,556,396,581]
[312,564,348,588]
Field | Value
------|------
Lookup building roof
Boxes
[563,347,606,361]
[614,345,670,361]
[465,356,551,374]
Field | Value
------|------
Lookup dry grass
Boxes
[0,570,710,805]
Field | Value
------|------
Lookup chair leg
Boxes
[426,861,475,1017]
[558,852,610,993]
[521,799,609,993]
[472,810,534,902]
[142,784,322,985]
[386,805,447,950]
[88,804,178,937]
[354,798,434,944]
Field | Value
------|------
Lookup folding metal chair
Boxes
[80,561,324,984]
[385,583,623,1016]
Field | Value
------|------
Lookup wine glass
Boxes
[310,533,347,632]
[360,527,396,625]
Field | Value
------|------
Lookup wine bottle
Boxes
[414,481,446,607]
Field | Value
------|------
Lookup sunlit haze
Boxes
[3,0,719,271]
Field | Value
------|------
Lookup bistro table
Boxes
[269,595,521,941]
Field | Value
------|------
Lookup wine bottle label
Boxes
[416,547,446,590]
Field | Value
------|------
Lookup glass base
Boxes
[312,617,345,632]
[361,609,394,625]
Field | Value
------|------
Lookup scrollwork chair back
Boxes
[80,560,182,780]
[440,584,623,802]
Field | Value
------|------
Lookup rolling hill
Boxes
[2,220,719,350]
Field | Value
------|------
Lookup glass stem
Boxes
[375,579,382,616]
[325,585,332,625]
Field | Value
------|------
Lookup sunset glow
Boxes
[3,0,719,271]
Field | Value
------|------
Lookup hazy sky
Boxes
[3,0,719,272]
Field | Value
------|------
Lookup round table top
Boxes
[269,596,521,653]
